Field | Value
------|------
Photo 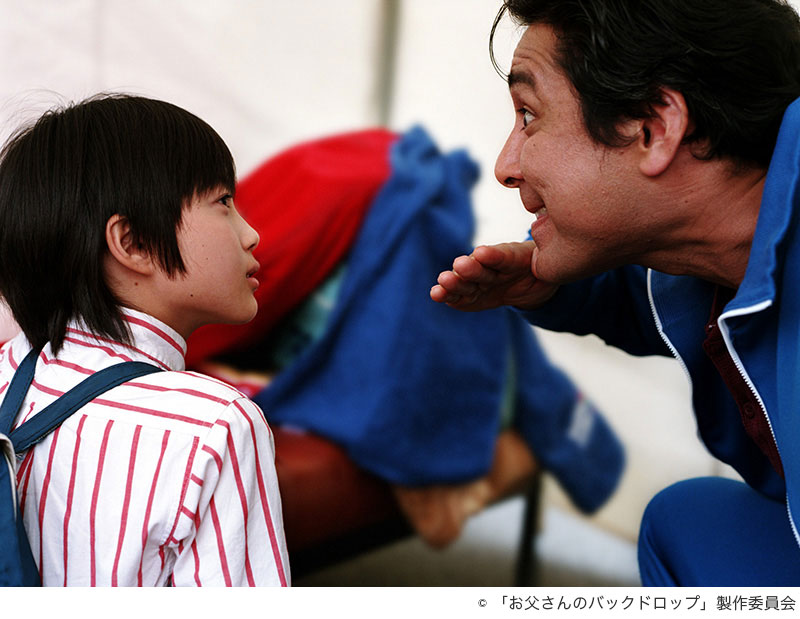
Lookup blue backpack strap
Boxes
[0,347,162,587]
[3,354,162,453]
[0,346,43,437]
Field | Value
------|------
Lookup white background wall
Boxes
[2,0,799,559]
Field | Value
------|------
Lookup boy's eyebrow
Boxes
[507,69,537,91]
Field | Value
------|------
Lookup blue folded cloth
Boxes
[255,126,624,511]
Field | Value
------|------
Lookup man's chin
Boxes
[530,248,562,284]
[532,252,594,285]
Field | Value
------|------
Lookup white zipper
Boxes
[717,302,774,433]
[790,502,800,551]
[646,270,692,384]
[648,271,800,549]
[716,302,800,549]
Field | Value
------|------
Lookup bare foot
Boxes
[393,429,538,548]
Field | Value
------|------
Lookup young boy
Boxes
[0,94,289,586]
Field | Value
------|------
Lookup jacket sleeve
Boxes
[517,265,671,358]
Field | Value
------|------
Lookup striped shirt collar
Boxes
[66,308,186,372]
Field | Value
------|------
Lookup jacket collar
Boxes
[731,98,800,312]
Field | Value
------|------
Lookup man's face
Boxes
[494,23,647,284]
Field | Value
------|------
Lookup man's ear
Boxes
[105,214,154,275]
[635,87,691,177]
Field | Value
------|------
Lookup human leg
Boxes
[638,477,800,586]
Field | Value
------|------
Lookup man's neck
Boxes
[643,161,766,289]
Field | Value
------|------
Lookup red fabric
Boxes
[185,128,398,367]
[272,427,401,551]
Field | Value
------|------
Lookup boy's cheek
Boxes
[0,304,20,342]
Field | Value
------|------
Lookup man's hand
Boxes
[430,241,558,311]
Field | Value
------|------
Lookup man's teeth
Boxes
[533,206,547,221]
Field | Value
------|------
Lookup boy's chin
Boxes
[208,302,259,328]
[233,302,259,325]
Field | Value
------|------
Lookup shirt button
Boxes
[743,402,757,419]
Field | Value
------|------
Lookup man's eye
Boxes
[522,109,535,127]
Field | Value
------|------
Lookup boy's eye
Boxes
[218,193,233,208]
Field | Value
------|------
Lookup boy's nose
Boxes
[243,220,259,251]
[233,202,259,250]
[495,130,524,188]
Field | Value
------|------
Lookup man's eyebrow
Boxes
[507,70,536,90]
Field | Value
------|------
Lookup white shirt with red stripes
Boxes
[0,309,290,586]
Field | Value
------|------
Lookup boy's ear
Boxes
[632,87,692,177]
[105,214,154,276]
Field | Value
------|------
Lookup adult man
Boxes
[431,0,800,585]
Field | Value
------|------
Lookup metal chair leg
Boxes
[514,471,542,586]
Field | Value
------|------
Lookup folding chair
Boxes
[274,427,542,585]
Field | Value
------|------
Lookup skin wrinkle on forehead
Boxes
[510,30,589,132]
[509,50,616,169]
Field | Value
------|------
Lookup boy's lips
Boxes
[246,262,260,288]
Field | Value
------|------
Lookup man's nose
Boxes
[495,130,523,188]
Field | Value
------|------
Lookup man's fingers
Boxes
[451,255,490,283]
[431,242,539,310]
[472,241,535,272]
[431,267,481,307]
[430,283,485,311]
[430,283,462,304]
[430,283,448,303]
[437,243,535,290]
[435,268,478,294]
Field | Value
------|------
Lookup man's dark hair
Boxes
[0,94,236,352]
[490,0,800,169]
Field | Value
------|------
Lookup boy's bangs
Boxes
[172,115,237,203]
[0,94,240,353]
[96,96,237,273]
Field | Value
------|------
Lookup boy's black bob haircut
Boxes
[0,93,236,353]
[490,0,800,170]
